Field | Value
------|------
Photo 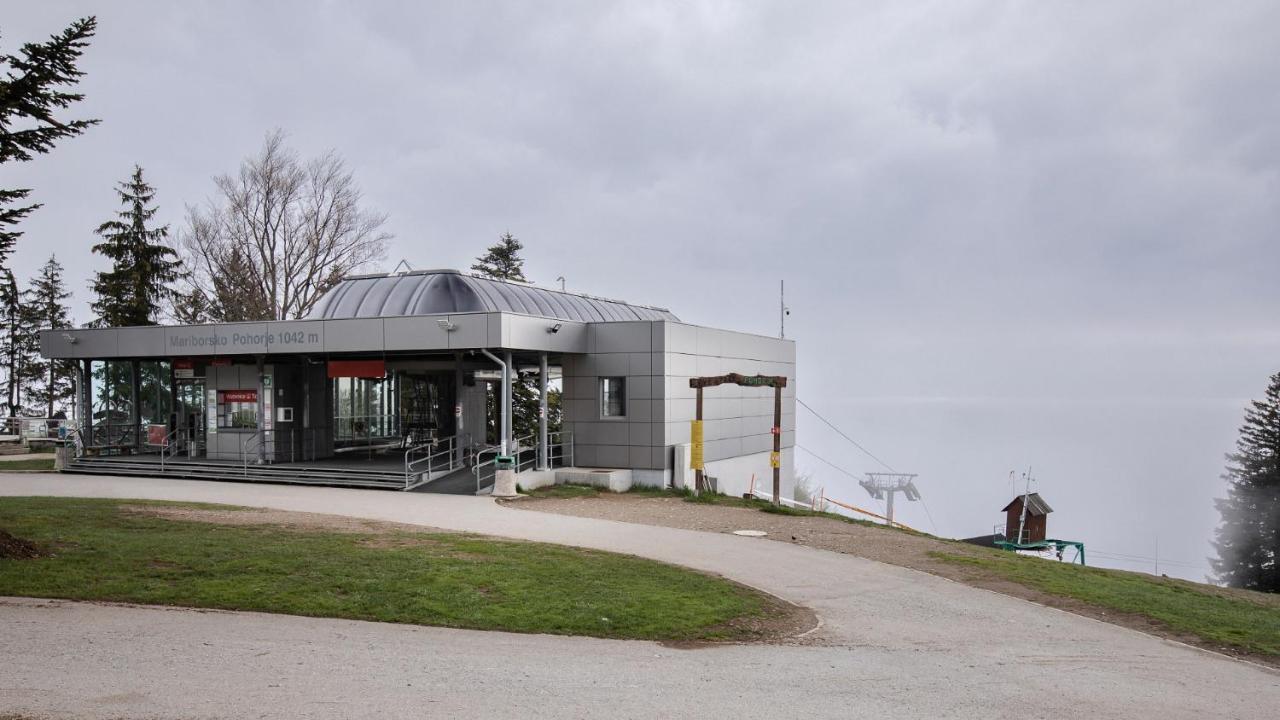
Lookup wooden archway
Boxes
[688,373,788,504]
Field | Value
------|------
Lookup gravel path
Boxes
[506,492,1280,662]
[1,473,1277,719]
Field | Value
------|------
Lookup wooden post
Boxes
[694,386,704,494]
[772,384,782,507]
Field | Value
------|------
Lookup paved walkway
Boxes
[1,473,1276,719]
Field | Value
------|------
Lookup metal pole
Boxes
[779,279,785,339]
[886,488,895,525]
[129,360,141,449]
[694,386,704,494]
[256,356,266,465]
[1016,467,1032,544]
[772,384,782,506]
[454,352,465,465]
[503,351,513,454]
[538,352,548,471]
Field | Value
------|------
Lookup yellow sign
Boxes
[690,420,704,470]
[770,451,780,469]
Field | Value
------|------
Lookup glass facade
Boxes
[332,375,400,445]
[331,370,457,447]
[87,360,172,446]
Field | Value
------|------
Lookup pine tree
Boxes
[0,269,20,416]
[471,232,528,282]
[0,268,40,416]
[21,255,75,416]
[90,166,182,327]
[0,17,99,268]
[471,233,554,445]
[1212,372,1280,592]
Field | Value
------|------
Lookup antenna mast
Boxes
[779,280,788,338]
[1016,466,1033,544]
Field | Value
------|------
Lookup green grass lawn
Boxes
[929,550,1280,656]
[0,457,54,471]
[0,497,782,641]
[528,483,899,530]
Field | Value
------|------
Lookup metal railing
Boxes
[471,431,574,495]
[403,432,470,490]
[154,427,183,471]
[241,430,265,475]
[547,430,574,469]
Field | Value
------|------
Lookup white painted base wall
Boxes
[515,467,634,493]
[671,444,794,499]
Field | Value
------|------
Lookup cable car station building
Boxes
[41,270,796,495]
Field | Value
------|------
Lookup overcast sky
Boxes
[8,1,1279,580]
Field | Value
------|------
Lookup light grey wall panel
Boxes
[115,327,166,356]
[323,319,384,352]
[447,314,489,349]
[383,315,454,351]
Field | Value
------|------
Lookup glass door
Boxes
[176,380,207,458]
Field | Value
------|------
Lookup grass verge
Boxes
[0,457,54,471]
[529,483,897,530]
[929,550,1280,657]
[0,496,796,642]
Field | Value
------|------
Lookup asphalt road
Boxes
[2,474,1277,719]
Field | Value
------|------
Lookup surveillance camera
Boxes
[62,333,78,344]
[547,323,562,334]
[437,318,457,332]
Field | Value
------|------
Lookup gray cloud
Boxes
[7,1,1279,579]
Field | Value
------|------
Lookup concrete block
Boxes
[555,467,633,492]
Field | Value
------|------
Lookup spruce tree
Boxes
[1212,372,1280,592]
[0,269,20,416]
[471,232,528,281]
[0,17,98,268]
[90,166,181,327]
[21,255,75,416]
[471,233,553,445]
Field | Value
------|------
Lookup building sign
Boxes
[261,377,274,432]
[174,359,197,379]
[207,388,218,434]
[222,390,258,402]
[770,451,781,469]
[167,324,324,354]
[689,420,704,470]
[148,424,169,446]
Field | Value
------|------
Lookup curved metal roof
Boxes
[306,270,679,323]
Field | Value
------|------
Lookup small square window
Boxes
[600,377,627,418]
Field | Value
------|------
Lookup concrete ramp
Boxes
[410,466,478,495]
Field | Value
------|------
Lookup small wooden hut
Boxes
[1002,493,1053,544]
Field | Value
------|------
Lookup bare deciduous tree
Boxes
[177,130,390,321]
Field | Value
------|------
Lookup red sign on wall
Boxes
[327,360,386,379]
[148,424,168,446]
[222,390,257,403]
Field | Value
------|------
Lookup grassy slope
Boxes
[527,484,1280,658]
[0,497,774,641]
[930,550,1280,656]
[0,457,54,471]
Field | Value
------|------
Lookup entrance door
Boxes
[175,380,206,458]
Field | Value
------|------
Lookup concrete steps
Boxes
[63,457,407,490]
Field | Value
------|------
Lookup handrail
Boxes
[472,431,575,494]
[403,432,471,490]
[156,427,183,471]
[241,429,265,475]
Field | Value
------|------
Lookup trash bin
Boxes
[492,456,517,497]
